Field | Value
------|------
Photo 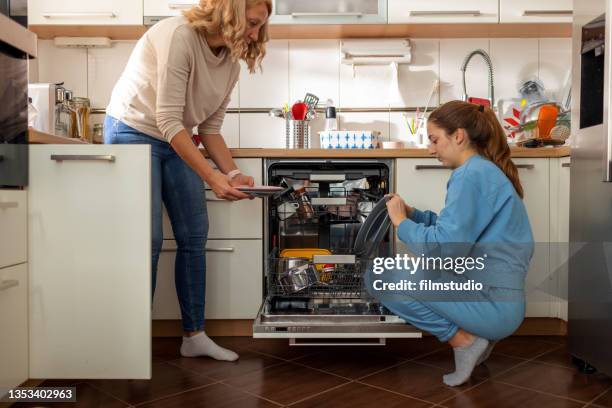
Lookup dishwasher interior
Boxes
[253,159,421,343]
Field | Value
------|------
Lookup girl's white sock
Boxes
[180,332,239,361]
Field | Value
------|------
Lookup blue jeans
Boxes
[104,116,208,332]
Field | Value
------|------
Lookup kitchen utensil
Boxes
[276,257,309,277]
[286,119,310,148]
[269,108,285,118]
[236,185,283,197]
[68,97,91,141]
[550,125,571,141]
[304,93,319,112]
[291,102,308,121]
[467,97,491,108]
[278,263,320,293]
[353,196,392,259]
[277,202,300,221]
[536,104,559,139]
[296,194,315,220]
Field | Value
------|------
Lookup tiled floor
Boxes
[14,336,612,408]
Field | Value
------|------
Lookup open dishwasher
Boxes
[253,159,421,345]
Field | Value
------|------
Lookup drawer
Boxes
[163,159,263,240]
[0,190,27,269]
[0,263,28,393]
[152,239,263,320]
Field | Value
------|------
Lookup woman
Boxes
[384,100,534,386]
[104,0,272,361]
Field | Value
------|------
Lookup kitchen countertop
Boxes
[29,130,570,157]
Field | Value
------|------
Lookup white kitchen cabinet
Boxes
[388,0,499,24]
[152,239,263,320]
[270,0,387,24]
[28,145,151,379]
[163,158,263,239]
[0,190,27,269]
[550,157,570,321]
[499,0,572,23]
[0,263,28,395]
[28,0,143,25]
[144,0,198,26]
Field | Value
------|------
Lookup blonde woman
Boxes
[104,0,272,361]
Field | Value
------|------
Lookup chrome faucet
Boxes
[460,49,495,107]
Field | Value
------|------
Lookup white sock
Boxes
[443,337,489,387]
[180,332,239,361]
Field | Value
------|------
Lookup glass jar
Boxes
[92,123,104,144]
[68,97,91,142]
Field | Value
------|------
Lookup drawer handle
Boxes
[51,155,115,163]
[409,10,482,17]
[562,163,571,168]
[0,201,18,210]
[168,3,196,9]
[522,10,573,17]
[0,280,19,292]
[42,12,117,18]
[161,247,235,253]
[516,164,535,170]
[206,247,235,253]
[415,164,452,170]
[291,12,363,18]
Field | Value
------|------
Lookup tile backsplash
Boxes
[32,37,571,148]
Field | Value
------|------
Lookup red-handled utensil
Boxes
[291,102,308,121]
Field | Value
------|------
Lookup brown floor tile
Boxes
[292,348,406,380]
[225,362,348,405]
[537,336,569,345]
[383,337,447,360]
[151,338,183,361]
[168,350,284,381]
[535,346,575,369]
[496,361,612,402]
[592,387,612,408]
[12,383,129,408]
[245,339,322,361]
[359,361,479,404]
[211,336,259,352]
[492,336,562,359]
[290,382,432,408]
[415,347,526,380]
[88,361,215,405]
[137,383,278,408]
[440,380,584,408]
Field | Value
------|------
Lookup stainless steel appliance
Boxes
[253,159,421,345]
[569,0,612,376]
[0,14,35,188]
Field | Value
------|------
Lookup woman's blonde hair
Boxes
[184,0,272,73]
[428,100,524,199]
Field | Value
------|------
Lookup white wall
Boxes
[32,37,571,148]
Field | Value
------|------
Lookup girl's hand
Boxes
[386,194,409,227]
[230,173,255,188]
[207,171,250,201]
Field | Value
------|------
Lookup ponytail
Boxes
[428,100,524,199]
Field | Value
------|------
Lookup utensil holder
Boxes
[286,119,310,149]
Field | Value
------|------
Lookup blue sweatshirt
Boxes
[397,155,534,290]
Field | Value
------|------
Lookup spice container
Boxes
[68,97,91,142]
[92,123,104,144]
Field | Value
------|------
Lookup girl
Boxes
[385,100,534,386]
[104,0,272,361]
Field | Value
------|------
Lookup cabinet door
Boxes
[514,158,552,317]
[500,0,572,23]
[0,190,27,269]
[152,240,263,320]
[144,0,198,26]
[28,145,151,379]
[28,0,143,25]
[388,0,499,24]
[270,0,387,24]
[0,264,28,394]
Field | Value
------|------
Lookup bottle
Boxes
[324,101,338,131]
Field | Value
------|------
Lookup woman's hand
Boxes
[230,173,255,188]
[386,194,412,227]
[206,171,251,201]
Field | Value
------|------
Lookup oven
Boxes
[253,158,421,345]
[0,13,35,188]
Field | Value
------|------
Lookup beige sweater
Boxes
[106,16,240,142]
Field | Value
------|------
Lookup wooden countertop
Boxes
[223,147,571,158]
[29,130,570,158]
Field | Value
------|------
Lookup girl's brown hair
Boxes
[184,0,272,73]
[428,100,524,198]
